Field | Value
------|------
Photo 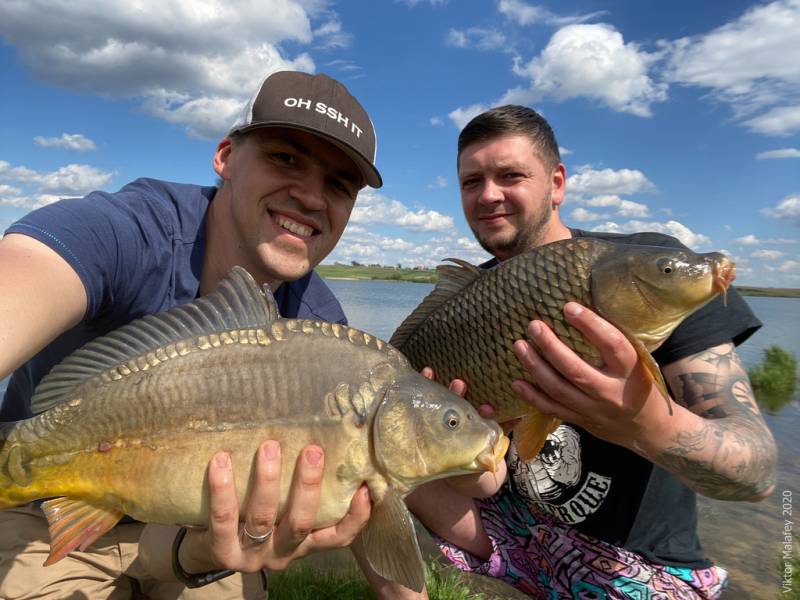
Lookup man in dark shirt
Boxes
[358,105,776,599]
[0,70,382,599]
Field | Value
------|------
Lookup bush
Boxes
[748,345,798,414]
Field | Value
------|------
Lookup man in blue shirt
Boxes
[0,70,382,598]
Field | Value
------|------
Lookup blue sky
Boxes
[0,0,798,286]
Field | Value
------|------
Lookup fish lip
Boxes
[476,432,510,472]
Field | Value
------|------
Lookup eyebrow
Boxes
[279,138,361,187]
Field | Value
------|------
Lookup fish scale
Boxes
[390,237,735,461]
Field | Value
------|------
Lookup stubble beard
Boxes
[473,192,554,261]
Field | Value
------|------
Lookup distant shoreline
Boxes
[317,265,800,298]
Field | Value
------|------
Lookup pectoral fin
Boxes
[629,337,673,416]
[40,497,124,565]
[513,413,561,462]
[361,487,425,592]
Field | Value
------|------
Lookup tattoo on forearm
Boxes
[658,344,777,501]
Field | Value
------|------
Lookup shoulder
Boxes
[276,271,347,324]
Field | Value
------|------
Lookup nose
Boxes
[288,167,327,211]
[478,178,504,207]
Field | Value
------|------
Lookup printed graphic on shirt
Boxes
[509,424,611,525]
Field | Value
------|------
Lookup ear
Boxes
[550,163,567,208]
[213,138,233,180]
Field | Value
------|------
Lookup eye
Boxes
[656,258,674,274]
[443,409,460,430]
[460,178,479,190]
[329,178,355,199]
[270,151,296,165]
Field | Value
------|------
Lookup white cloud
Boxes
[570,207,608,222]
[744,105,800,136]
[617,199,650,218]
[351,190,454,232]
[446,27,506,51]
[429,117,443,126]
[752,249,784,259]
[448,103,489,129]
[735,234,761,245]
[665,0,800,134]
[497,0,605,27]
[34,133,96,151]
[756,147,800,159]
[0,0,331,139]
[592,219,710,249]
[559,146,572,156]
[778,260,800,273]
[567,166,656,195]
[428,176,448,189]
[511,24,667,117]
[761,194,800,226]
[0,160,112,208]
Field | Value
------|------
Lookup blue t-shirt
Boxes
[2,177,346,421]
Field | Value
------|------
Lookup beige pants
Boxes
[0,504,267,600]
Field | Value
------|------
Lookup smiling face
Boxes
[458,135,567,261]
[209,127,362,288]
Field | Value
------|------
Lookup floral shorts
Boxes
[432,489,728,599]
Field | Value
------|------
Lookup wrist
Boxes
[172,526,235,588]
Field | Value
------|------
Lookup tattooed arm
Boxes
[656,342,777,502]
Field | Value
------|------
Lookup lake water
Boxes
[1,281,796,598]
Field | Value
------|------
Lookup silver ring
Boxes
[242,525,273,545]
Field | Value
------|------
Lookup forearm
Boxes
[641,344,778,501]
[635,404,777,501]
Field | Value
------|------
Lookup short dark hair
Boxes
[457,105,561,172]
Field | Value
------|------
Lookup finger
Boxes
[206,452,241,567]
[522,321,598,394]
[561,303,637,375]
[309,485,372,549]
[274,445,324,556]
[510,379,584,425]
[477,404,495,419]
[242,440,281,542]
[421,367,435,380]
[512,339,591,413]
[448,378,467,397]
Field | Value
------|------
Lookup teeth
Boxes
[275,215,313,237]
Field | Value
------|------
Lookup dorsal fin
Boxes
[389,258,482,350]
[31,266,279,415]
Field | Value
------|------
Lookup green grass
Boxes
[748,345,798,414]
[267,563,492,599]
[316,264,437,283]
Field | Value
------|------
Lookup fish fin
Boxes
[32,266,278,414]
[629,337,673,416]
[514,414,561,462]
[389,258,481,350]
[40,497,124,565]
[361,487,425,592]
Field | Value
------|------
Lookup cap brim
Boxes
[231,122,383,189]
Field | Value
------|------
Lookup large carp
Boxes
[390,237,735,461]
[0,267,507,592]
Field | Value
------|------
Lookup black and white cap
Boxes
[229,71,382,188]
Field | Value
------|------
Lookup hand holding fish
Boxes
[139,442,372,580]
[509,302,671,449]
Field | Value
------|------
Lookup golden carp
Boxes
[0,267,507,592]
[390,237,735,461]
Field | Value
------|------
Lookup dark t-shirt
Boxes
[501,229,762,567]
[2,177,346,421]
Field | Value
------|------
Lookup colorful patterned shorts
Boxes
[432,489,728,599]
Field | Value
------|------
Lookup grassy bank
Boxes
[318,264,800,297]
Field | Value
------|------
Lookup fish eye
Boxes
[656,258,674,274]
[443,409,460,430]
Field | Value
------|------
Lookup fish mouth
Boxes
[476,432,510,473]
[711,256,736,306]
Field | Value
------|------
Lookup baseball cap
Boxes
[229,71,382,188]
